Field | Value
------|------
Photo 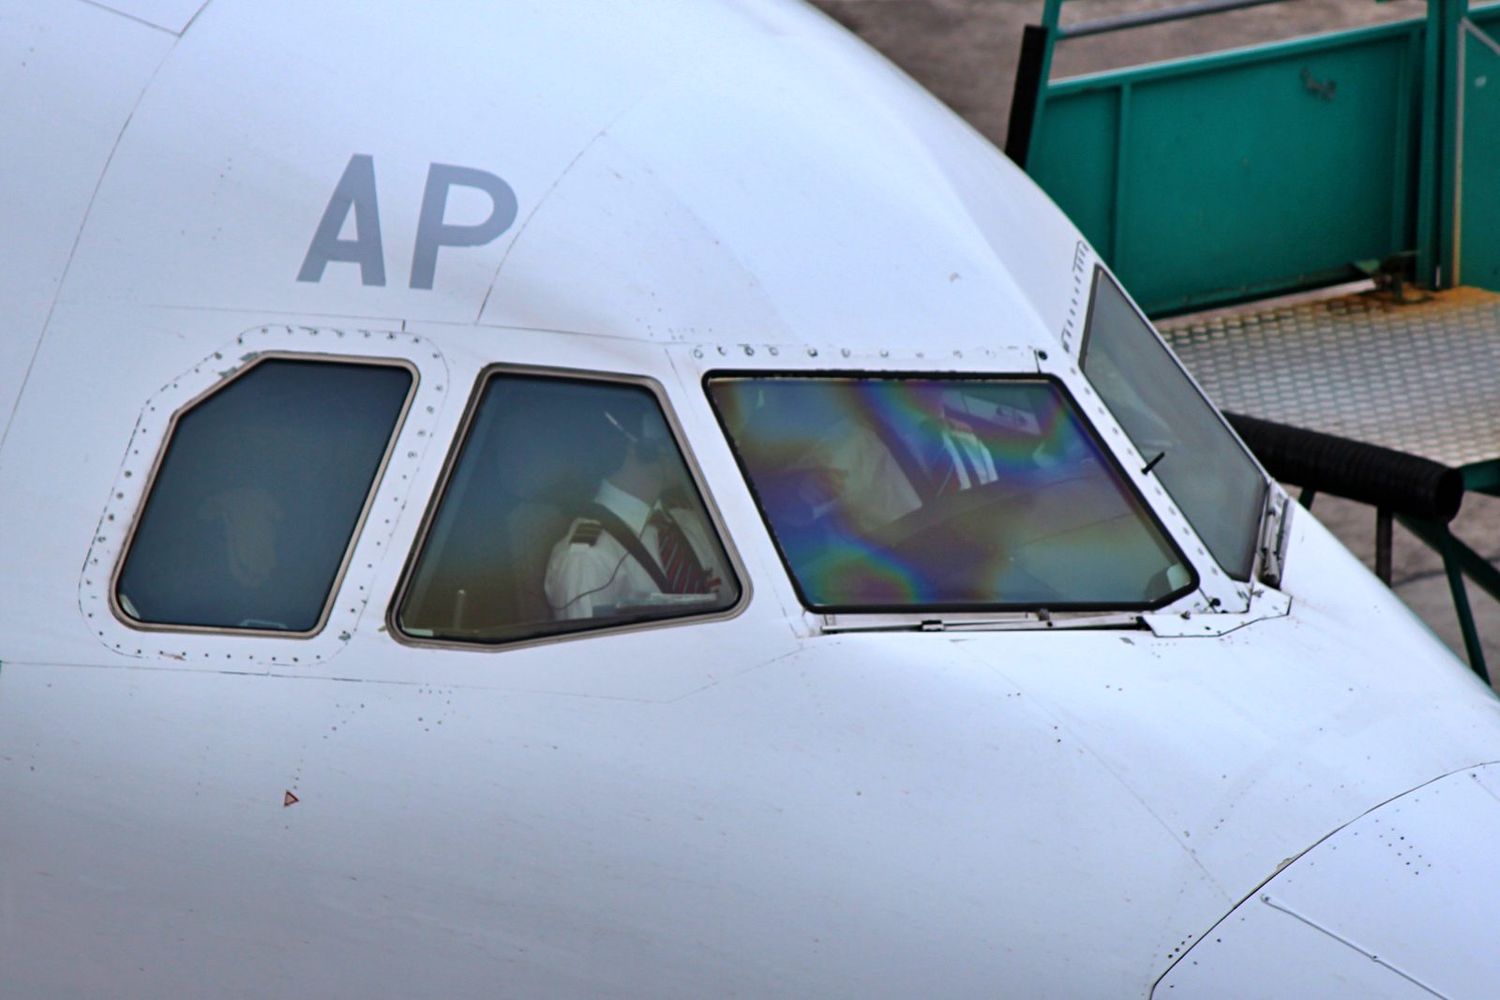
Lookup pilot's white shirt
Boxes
[544,480,723,620]
[795,419,921,532]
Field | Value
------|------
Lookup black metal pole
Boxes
[1376,507,1394,585]
[1005,24,1051,168]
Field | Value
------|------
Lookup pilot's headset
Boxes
[603,405,664,464]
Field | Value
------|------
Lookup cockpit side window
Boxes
[1081,268,1268,580]
[706,374,1194,612]
[394,371,741,645]
[113,357,415,634]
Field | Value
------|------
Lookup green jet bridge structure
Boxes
[1007,0,1500,679]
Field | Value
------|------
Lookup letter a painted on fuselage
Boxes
[297,154,387,286]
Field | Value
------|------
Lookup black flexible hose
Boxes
[1225,411,1463,524]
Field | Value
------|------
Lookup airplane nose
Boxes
[1155,762,1500,998]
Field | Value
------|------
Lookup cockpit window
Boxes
[706,375,1193,612]
[395,371,741,645]
[114,357,414,633]
[1081,268,1268,580]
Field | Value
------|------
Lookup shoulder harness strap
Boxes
[581,502,672,593]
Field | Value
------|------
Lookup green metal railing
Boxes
[1009,0,1500,316]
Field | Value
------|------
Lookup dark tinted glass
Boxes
[116,358,412,632]
[397,373,740,644]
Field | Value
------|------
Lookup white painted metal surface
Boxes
[1156,763,1500,997]
[2,1,1499,996]
[85,0,209,34]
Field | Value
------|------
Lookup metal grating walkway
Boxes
[1159,287,1500,471]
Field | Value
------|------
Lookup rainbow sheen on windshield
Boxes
[708,376,1192,611]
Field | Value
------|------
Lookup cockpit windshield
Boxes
[707,375,1194,612]
[1081,268,1268,580]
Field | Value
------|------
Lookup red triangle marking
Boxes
[283,790,299,807]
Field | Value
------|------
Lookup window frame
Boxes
[108,352,419,638]
[703,369,1199,616]
[387,363,752,651]
[1078,264,1271,582]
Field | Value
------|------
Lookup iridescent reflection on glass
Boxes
[708,377,1191,610]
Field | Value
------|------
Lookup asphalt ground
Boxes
[808,0,1500,674]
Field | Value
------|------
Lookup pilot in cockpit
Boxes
[734,383,1003,542]
[543,401,724,620]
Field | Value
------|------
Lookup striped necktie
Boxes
[649,509,710,594]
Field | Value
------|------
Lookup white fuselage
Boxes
[3,2,1499,997]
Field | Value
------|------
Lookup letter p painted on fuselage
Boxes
[409,163,518,291]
